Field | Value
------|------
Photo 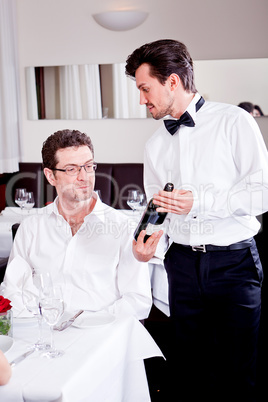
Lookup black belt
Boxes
[177,238,254,253]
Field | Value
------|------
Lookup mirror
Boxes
[26,59,268,120]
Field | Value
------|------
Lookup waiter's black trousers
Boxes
[164,240,262,402]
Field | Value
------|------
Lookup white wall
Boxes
[16,0,268,163]
[194,59,268,114]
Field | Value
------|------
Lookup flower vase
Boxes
[0,310,13,336]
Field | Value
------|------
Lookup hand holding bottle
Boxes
[132,183,174,262]
[153,189,193,215]
[132,230,164,262]
[133,183,174,242]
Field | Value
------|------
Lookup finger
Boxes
[153,200,174,211]
[154,192,173,202]
[136,230,146,244]
[156,205,186,215]
[144,230,163,245]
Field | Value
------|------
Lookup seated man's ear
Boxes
[44,168,56,187]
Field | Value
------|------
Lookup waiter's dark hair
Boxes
[125,39,197,93]
[42,129,94,170]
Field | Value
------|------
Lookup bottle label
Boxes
[146,222,165,236]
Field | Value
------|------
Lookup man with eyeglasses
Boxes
[2,129,152,320]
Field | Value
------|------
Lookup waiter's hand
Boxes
[153,189,193,215]
[132,230,163,262]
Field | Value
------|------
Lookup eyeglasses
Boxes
[52,162,97,176]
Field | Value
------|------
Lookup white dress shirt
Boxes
[144,94,268,250]
[3,195,152,319]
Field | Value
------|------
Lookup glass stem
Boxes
[50,326,55,351]
[37,315,43,342]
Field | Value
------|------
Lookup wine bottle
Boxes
[133,183,174,242]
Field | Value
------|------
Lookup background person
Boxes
[238,101,254,114]
[253,104,264,117]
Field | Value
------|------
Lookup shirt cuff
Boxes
[185,189,214,221]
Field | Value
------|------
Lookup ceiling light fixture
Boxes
[92,10,148,31]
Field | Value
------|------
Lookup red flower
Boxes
[0,296,12,313]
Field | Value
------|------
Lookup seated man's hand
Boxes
[132,230,163,262]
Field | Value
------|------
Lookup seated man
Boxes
[2,129,152,319]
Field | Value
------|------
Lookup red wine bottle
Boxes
[134,183,174,242]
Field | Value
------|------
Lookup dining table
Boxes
[1,311,164,401]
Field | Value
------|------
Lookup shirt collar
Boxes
[163,92,202,121]
[84,194,107,224]
[47,192,107,223]
[186,93,202,121]
[45,198,59,216]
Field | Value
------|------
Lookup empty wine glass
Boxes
[25,192,35,212]
[39,275,64,358]
[15,188,27,210]
[22,271,50,351]
[137,193,147,213]
[127,190,141,213]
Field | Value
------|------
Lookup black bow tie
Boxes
[164,112,194,135]
[164,96,205,135]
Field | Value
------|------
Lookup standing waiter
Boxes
[125,39,268,402]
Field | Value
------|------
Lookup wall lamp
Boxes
[92,10,149,31]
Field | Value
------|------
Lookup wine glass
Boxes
[22,271,50,351]
[39,276,64,358]
[127,190,141,213]
[25,192,35,212]
[137,193,147,214]
[15,188,27,210]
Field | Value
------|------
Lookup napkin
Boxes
[72,310,115,328]
[1,256,34,317]
[1,207,25,216]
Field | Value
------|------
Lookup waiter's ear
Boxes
[168,73,180,91]
[44,168,56,187]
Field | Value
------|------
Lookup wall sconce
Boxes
[92,10,149,31]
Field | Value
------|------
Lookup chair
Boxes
[0,224,20,283]
[112,163,144,209]
[94,164,113,206]
[11,223,20,240]
[0,257,8,283]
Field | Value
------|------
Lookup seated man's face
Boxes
[50,145,95,204]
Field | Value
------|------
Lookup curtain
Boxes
[25,67,38,120]
[112,63,147,119]
[79,64,102,119]
[59,65,83,119]
[59,64,102,119]
[0,0,22,173]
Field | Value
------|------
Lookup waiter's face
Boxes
[135,63,175,120]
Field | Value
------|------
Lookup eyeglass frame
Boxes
[51,162,97,176]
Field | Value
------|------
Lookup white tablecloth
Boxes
[1,314,164,401]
